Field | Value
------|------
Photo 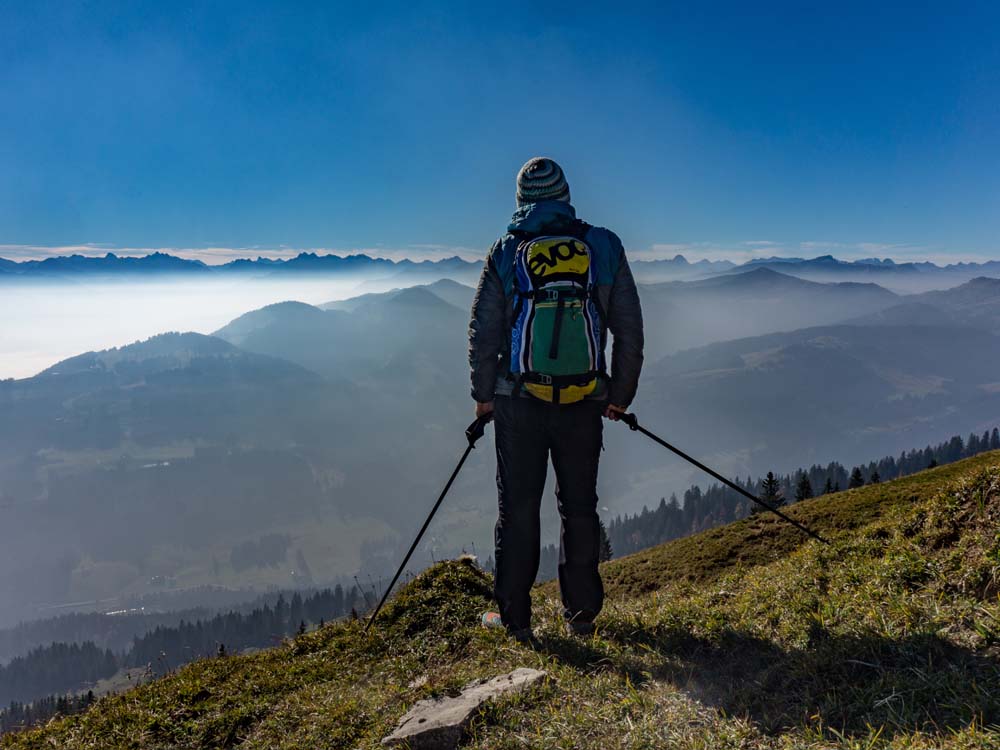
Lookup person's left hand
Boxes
[604,403,627,421]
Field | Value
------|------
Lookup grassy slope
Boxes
[5,452,1000,749]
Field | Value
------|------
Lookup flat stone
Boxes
[381,667,547,749]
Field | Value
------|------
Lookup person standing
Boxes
[469,157,644,640]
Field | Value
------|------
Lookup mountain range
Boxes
[638,267,900,353]
[727,254,1000,292]
[2,250,999,293]
[0,251,480,284]
[3,266,1000,627]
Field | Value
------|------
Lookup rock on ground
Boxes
[380,667,547,749]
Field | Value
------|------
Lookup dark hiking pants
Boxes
[492,394,605,631]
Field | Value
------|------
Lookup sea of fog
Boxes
[0,278,365,380]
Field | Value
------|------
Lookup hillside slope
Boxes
[5,453,1000,749]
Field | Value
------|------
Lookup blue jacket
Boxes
[468,200,644,406]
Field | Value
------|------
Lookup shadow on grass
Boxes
[537,622,1000,739]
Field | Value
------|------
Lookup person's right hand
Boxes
[604,403,627,421]
[475,401,495,419]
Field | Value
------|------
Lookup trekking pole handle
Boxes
[466,412,494,447]
[620,412,640,431]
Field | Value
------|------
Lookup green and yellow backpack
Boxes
[509,223,605,404]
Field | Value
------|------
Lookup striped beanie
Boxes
[516,157,570,206]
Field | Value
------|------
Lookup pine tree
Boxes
[823,477,834,495]
[598,520,613,562]
[332,584,345,617]
[794,474,813,502]
[849,467,865,489]
[968,433,980,456]
[992,428,1000,450]
[947,435,964,462]
[289,593,304,631]
[753,471,784,511]
[870,470,881,484]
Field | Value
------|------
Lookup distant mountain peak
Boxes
[38,331,239,378]
[730,266,803,282]
[966,276,1000,287]
[745,256,806,265]
[384,285,456,309]
[425,278,473,291]
[854,257,896,266]
[259,300,325,313]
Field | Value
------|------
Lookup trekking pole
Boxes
[364,413,494,631]
[618,413,828,545]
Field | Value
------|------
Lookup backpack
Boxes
[509,222,605,404]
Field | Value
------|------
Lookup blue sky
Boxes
[1,1,998,263]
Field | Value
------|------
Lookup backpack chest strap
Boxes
[515,287,589,301]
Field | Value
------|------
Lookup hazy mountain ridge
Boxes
[4,266,1000,629]
[0,251,480,282]
[0,332,379,629]
[845,277,1000,333]
[320,278,473,312]
[213,285,465,383]
[630,254,736,280]
[726,254,1000,292]
[3,251,999,292]
[0,252,208,277]
[909,276,1000,332]
[637,322,1000,469]
[0,286,489,627]
[639,267,900,354]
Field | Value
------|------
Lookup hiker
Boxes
[469,157,644,640]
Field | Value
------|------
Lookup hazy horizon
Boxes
[5,250,999,380]
[0,278,363,379]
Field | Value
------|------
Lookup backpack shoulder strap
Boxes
[568,219,593,240]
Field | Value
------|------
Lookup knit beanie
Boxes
[516,157,570,206]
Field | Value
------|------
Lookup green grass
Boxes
[5,452,1000,749]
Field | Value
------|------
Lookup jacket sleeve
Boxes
[468,241,506,402]
[605,239,644,407]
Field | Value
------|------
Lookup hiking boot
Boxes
[564,619,596,637]
[481,612,536,645]
[509,627,538,645]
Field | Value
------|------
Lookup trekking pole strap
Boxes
[619,413,829,545]
[365,414,493,632]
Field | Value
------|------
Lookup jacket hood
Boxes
[507,200,577,235]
